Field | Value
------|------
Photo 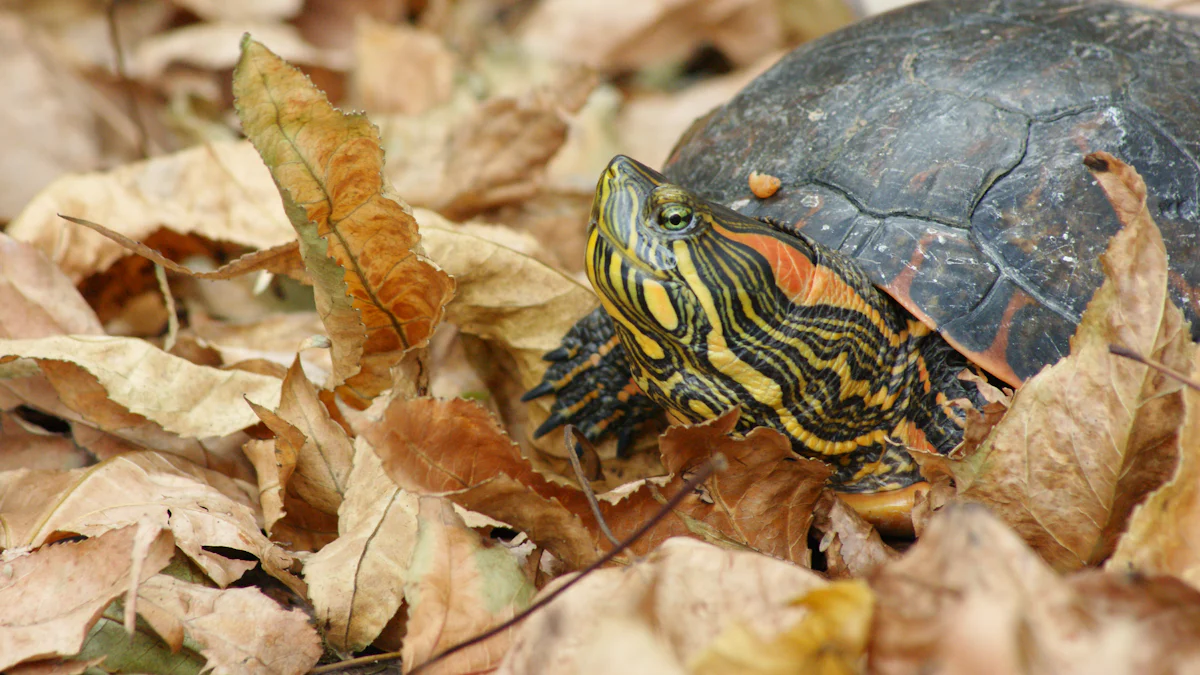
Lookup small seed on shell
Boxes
[748,171,781,198]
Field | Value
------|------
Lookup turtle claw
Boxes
[543,346,573,362]
[520,380,556,402]
[525,307,663,447]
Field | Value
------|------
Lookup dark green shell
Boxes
[664,0,1200,384]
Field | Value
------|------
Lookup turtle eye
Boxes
[656,203,694,231]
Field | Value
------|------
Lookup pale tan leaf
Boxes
[0,335,281,439]
[692,581,874,675]
[242,438,292,535]
[0,451,297,590]
[353,19,455,115]
[498,538,824,674]
[130,22,347,80]
[304,439,418,652]
[938,153,1194,570]
[0,523,173,672]
[7,141,294,283]
[136,574,321,675]
[0,233,103,339]
[869,504,1200,675]
[0,14,104,221]
[402,496,535,674]
[171,0,302,21]
[418,224,597,454]
[518,0,782,71]
[185,312,331,386]
[276,356,354,514]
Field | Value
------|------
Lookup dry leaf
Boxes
[352,18,455,115]
[869,504,1200,675]
[0,451,297,590]
[304,440,418,652]
[130,21,347,80]
[498,537,824,674]
[7,141,295,283]
[0,412,88,472]
[0,335,281,439]
[810,491,899,579]
[242,438,292,534]
[171,0,303,21]
[136,574,321,675]
[0,523,173,672]
[0,233,103,339]
[0,14,103,220]
[234,37,455,406]
[692,580,874,675]
[367,400,828,569]
[274,357,355,514]
[418,224,596,445]
[933,153,1193,570]
[1109,348,1200,587]
[402,496,535,674]
[519,0,782,71]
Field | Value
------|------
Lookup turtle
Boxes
[523,0,1200,498]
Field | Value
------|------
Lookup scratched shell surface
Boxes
[663,0,1200,384]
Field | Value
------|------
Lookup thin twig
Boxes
[564,426,620,547]
[1108,344,1200,392]
[310,454,728,675]
[107,0,149,159]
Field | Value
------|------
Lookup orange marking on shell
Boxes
[878,232,1025,387]
[950,289,1030,387]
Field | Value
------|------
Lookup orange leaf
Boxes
[233,37,455,407]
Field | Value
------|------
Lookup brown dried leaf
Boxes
[869,505,1200,675]
[304,440,418,652]
[402,496,535,674]
[7,141,295,283]
[0,523,173,672]
[810,491,899,579]
[366,400,828,569]
[1109,349,1200,587]
[0,412,88,472]
[0,451,297,590]
[0,335,281,439]
[234,37,455,406]
[498,538,824,674]
[136,574,321,675]
[936,153,1193,570]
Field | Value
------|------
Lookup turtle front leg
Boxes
[523,307,663,454]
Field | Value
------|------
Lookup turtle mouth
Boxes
[588,224,673,282]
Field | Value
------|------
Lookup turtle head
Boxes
[585,154,822,424]
[585,155,718,357]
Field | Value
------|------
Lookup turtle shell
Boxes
[663,0,1200,385]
